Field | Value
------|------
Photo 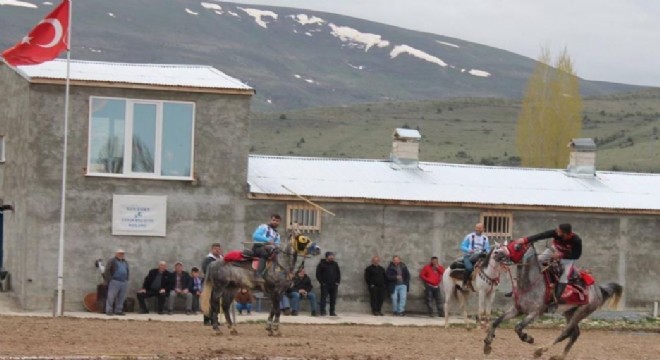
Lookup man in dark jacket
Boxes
[364,255,387,316]
[316,251,341,316]
[167,261,193,314]
[516,223,583,311]
[386,255,411,316]
[103,249,129,316]
[200,243,222,324]
[287,268,317,316]
[137,261,172,314]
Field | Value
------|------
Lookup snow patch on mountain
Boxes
[227,10,239,17]
[108,12,115,18]
[238,7,278,28]
[201,2,222,11]
[185,8,199,15]
[390,45,448,67]
[0,0,37,8]
[294,74,302,79]
[305,32,312,37]
[468,69,491,77]
[328,23,390,52]
[291,14,325,26]
[43,1,52,5]
[346,62,364,70]
[436,40,459,48]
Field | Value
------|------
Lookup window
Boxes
[87,97,195,180]
[286,203,322,233]
[480,211,513,240]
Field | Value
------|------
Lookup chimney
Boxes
[390,128,421,169]
[566,138,597,176]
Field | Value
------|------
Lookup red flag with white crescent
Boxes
[2,0,70,66]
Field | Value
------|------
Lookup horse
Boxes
[483,242,623,360]
[200,238,320,337]
[442,243,509,329]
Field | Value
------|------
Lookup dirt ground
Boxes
[0,316,658,360]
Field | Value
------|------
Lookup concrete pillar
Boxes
[617,218,628,308]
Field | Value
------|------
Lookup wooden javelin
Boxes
[281,185,336,216]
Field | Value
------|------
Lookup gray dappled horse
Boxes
[200,239,320,337]
[483,242,623,360]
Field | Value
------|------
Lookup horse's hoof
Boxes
[230,329,239,336]
[274,331,282,337]
[549,355,564,360]
[533,347,546,358]
[527,336,535,344]
[483,344,492,355]
[267,330,274,337]
[213,330,222,336]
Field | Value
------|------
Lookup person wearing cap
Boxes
[515,223,583,311]
[103,249,129,316]
[316,251,341,316]
[167,261,193,315]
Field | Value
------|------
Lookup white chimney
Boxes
[390,128,421,169]
[567,138,597,176]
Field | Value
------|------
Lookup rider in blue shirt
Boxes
[252,214,282,281]
[460,223,490,289]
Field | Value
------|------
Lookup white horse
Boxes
[443,243,509,328]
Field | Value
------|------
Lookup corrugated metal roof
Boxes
[248,155,660,212]
[9,59,253,92]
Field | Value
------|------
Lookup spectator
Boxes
[316,251,341,316]
[386,255,410,316]
[235,288,255,315]
[103,249,129,316]
[280,296,291,315]
[364,255,386,316]
[420,256,445,317]
[287,268,317,316]
[137,261,172,314]
[189,267,203,313]
[201,243,222,325]
[167,261,193,315]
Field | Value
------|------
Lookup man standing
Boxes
[103,249,129,316]
[364,255,387,316]
[386,255,411,316]
[460,223,490,289]
[167,261,193,315]
[201,243,222,325]
[419,256,445,317]
[137,261,172,314]
[316,251,340,316]
[287,268,318,316]
[252,214,282,281]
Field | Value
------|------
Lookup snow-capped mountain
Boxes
[0,0,641,109]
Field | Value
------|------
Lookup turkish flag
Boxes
[2,0,70,66]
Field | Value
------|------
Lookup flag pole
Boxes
[55,0,72,317]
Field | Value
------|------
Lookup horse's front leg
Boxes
[266,293,278,336]
[222,293,238,336]
[516,310,541,345]
[272,294,283,337]
[484,289,497,328]
[210,290,222,335]
[484,305,519,355]
[477,288,487,329]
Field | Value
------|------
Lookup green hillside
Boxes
[250,89,660,173]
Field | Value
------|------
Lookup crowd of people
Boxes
[102,215,581,319]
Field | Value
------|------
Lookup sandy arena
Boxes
[0,315,658,360]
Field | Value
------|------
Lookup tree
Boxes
[516,47,583,168]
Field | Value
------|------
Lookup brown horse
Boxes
[483,242,622,360]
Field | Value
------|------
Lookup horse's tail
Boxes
[599,282,623,310]
[200,277,213,316]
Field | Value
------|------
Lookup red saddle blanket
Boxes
[224,250,248,262]
[550,270,594,305]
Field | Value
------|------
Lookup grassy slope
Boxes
[250,89,660,173]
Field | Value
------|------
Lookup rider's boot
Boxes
[253,258,266,290]
[548,283,566,313]
[462,271,471,291]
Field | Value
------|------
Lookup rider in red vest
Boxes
[516,223,582,310]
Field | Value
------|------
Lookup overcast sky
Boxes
[228,0,660,87]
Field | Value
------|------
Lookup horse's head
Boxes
[491,242,510,263]
[306,242,322,257]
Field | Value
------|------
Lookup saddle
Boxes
[542,260,594,305]
[448,253,486,291]
[223,250,273,271]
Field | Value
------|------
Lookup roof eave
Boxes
[247,192,660,216]
[27,77,255,96]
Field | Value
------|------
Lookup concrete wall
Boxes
[0,65,253,310]
[244,200,660,313]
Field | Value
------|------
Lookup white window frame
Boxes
[286,203,322,233]
[480,211,513,240]
[86,96,196,181]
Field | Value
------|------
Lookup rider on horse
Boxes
[516,223,583,310]
[460,223,490,290]
[252,214,282,282]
